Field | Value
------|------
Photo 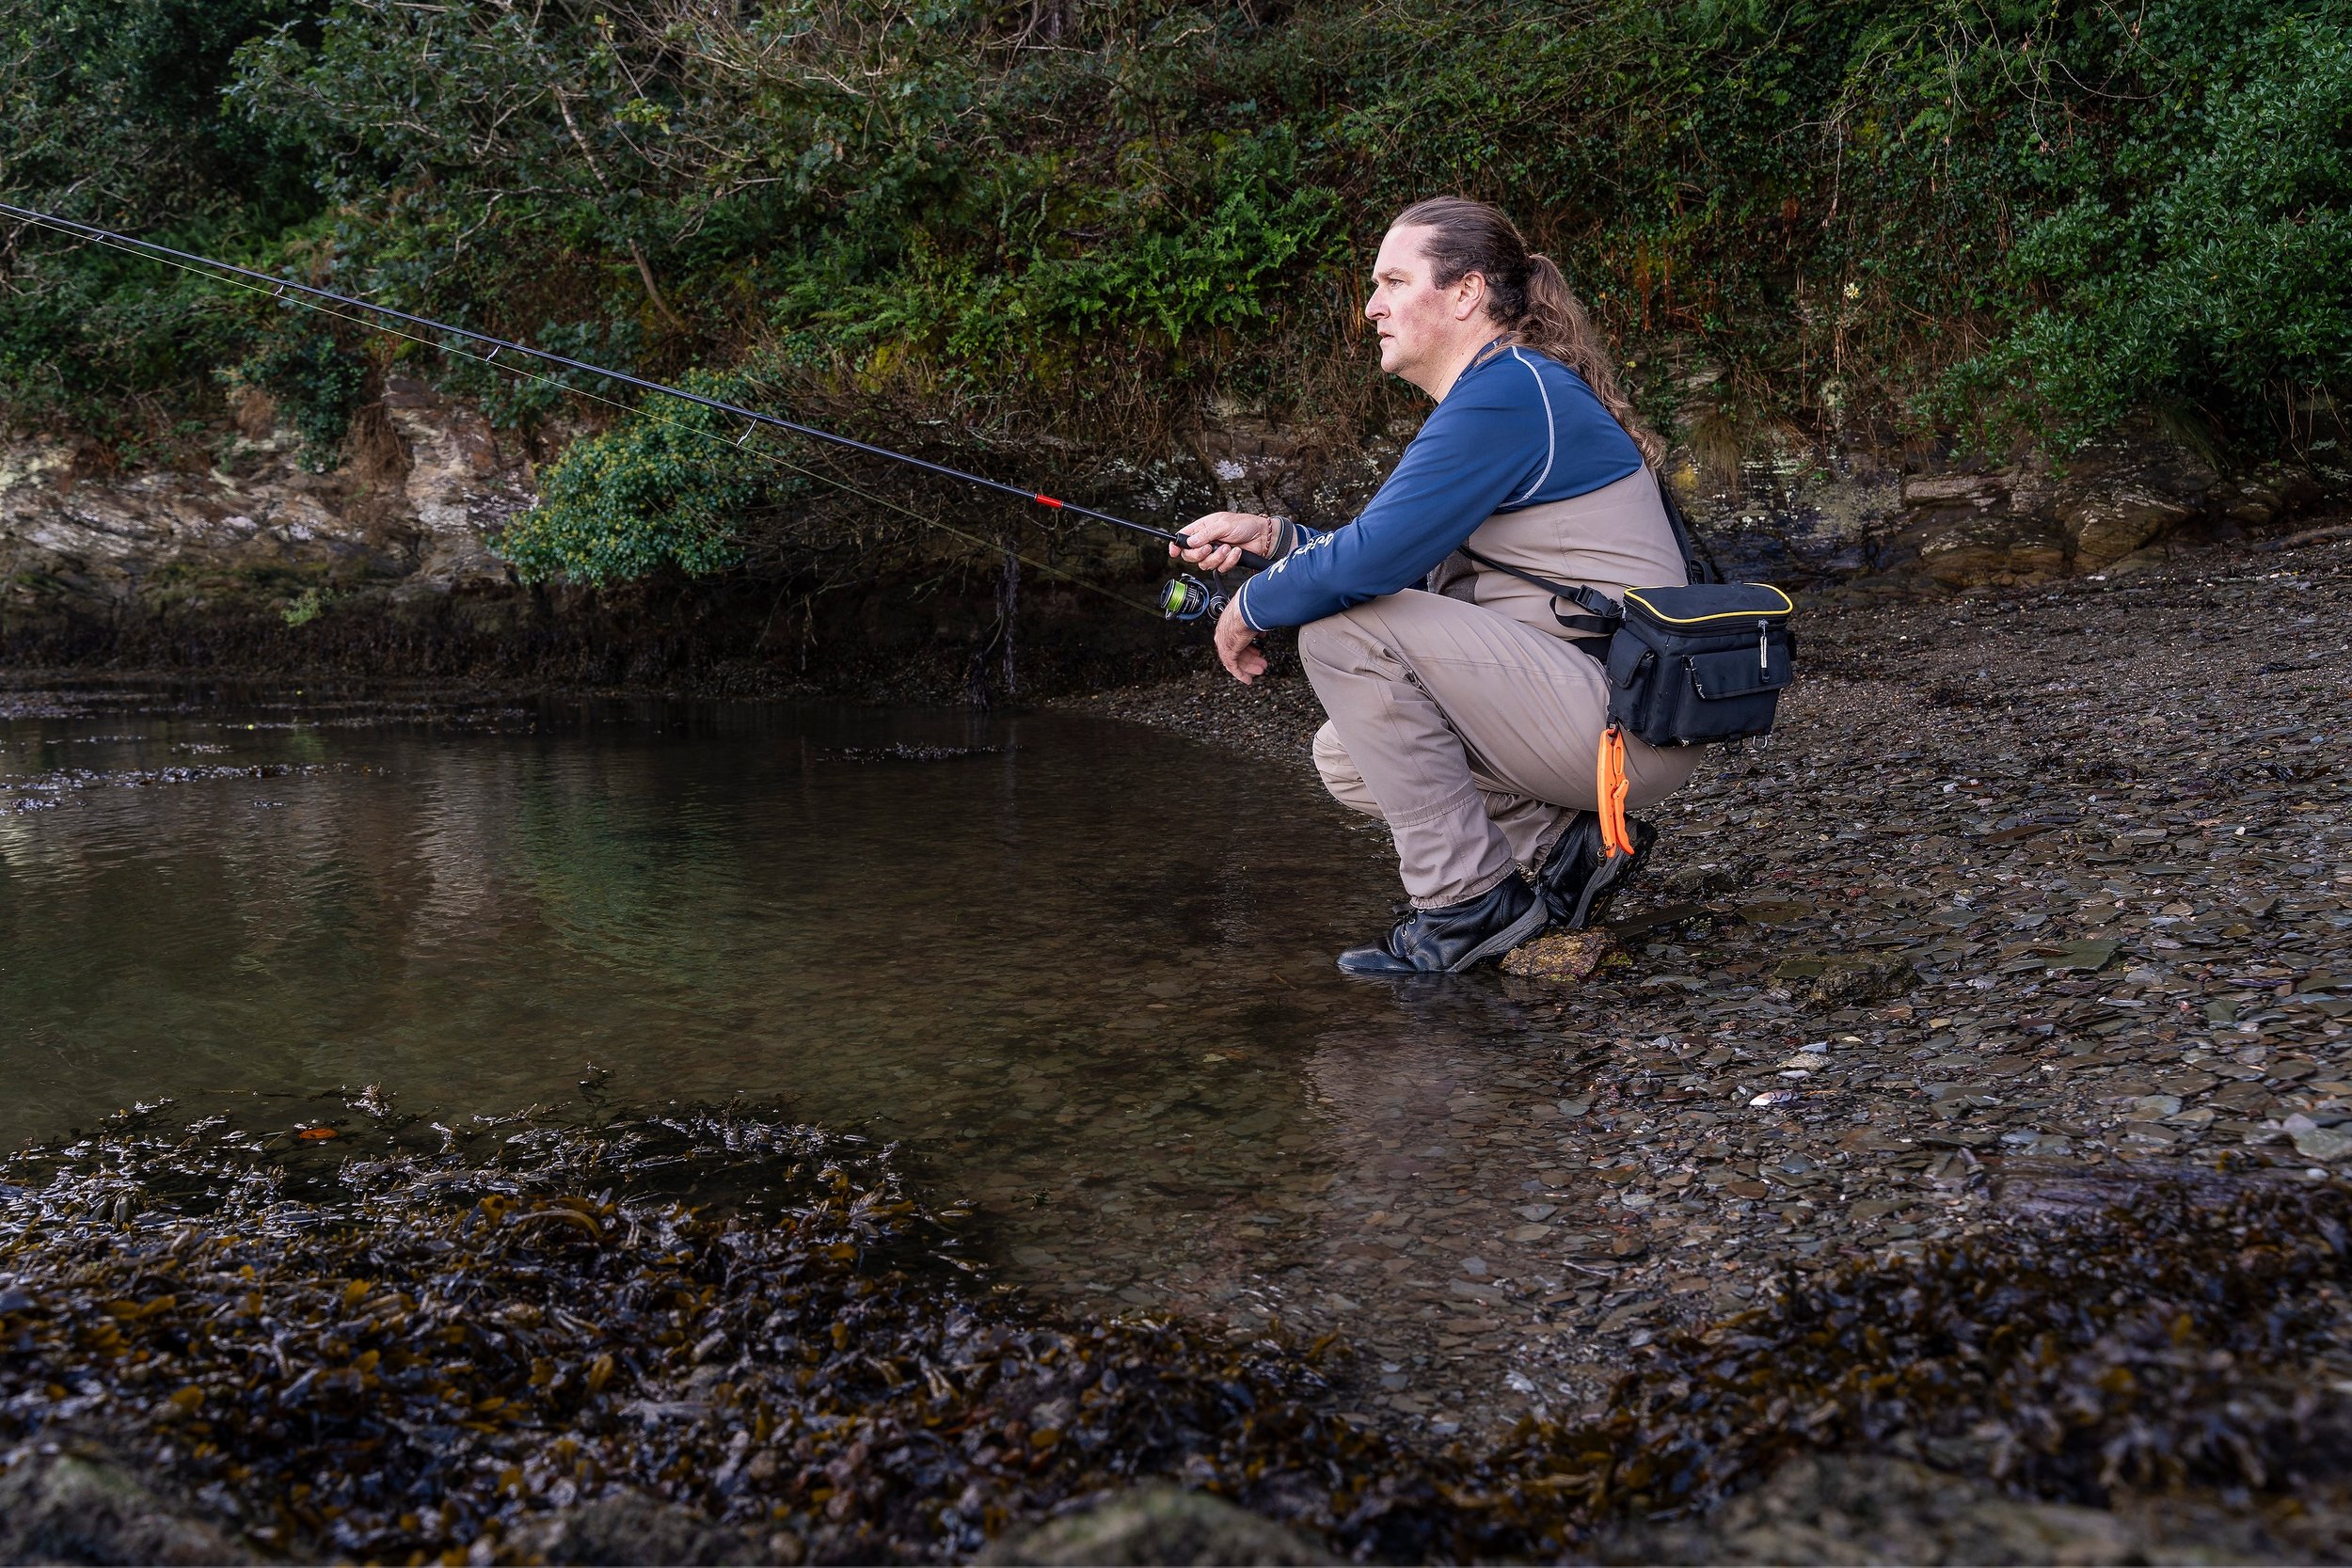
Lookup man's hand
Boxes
[1169,511,1273,574]
[1215,596,1267,685]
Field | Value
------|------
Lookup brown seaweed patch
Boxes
[1465,1156,2352,1549]
[0,1106,1481,1563]
[3,1110,2349,1563]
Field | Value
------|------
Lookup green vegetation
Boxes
[496,370,764,585]
[1942,16,2352,450]
[279,583,330,626]
[2,0,2346,583]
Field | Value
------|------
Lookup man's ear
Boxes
[1452,271,1487,321]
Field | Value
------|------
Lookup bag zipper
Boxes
[1622,584,1795,625]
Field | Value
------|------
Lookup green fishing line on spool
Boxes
[1158,574,1229,622]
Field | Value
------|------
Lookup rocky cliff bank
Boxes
[0,382,1194,697]
[0,381,534,665]
[4,392,2342,693]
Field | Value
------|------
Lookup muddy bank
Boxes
[4,1101,2349,1564]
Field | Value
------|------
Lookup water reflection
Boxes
[2,682,1527,1335]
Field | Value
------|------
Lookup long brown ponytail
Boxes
[1390,196,1664,467]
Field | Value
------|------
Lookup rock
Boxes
[2044,940,2121,974]
[1610,1453,2145,1565]
[2210,461,2324,530]
[1502,929,1616,984]
[0,1444,252,1565]
[0,403,531,663]
[1191,417,1308,515]
[1804,954,1915,1009]
[2286,1116,2352,1163]
[1873,415,2306,588]
[507,1490,763,1565]
[1990,1158,2320,1224]
[1899,472,2009,515]
[0,406,520,613]
[2060,486,2200,571]
[1657,859,1757,900]
[981,1485,1333,1566]
[1912,516,2068,587]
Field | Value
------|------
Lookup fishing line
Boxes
[1,203,1161,613]
[0,201,1270,594]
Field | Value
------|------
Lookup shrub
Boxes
[494,371,764,584]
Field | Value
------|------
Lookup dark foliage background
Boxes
[2,0,2346,583]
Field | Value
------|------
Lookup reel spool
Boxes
[1158,574,1229,623]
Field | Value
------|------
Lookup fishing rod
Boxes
[0,200,1267,619]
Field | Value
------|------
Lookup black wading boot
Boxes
[1336,875,1549,976]
[1534,812,1658,930]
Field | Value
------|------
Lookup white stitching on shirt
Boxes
[1504,348,1555,506]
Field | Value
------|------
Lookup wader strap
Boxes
[1657,475,1724,587]
[1454,545,1624,637]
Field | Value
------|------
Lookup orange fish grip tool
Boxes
[1596,723,1635,860]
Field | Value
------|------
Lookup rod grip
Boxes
[1169,534,1274,574]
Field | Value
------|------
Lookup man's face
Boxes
[1363,225,1478,387]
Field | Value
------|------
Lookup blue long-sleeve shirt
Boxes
[1234,344,1645,631]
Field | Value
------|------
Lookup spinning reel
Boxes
[1158,573,1230,623]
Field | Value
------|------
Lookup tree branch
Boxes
[551,83,687,332]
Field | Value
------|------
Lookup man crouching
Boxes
[1174,197,1698,975]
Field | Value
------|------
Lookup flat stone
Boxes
[1610,1452,2153,1565]
[1502,929,1615,984]
[1805,955,1916,1008]
[0,1446,254,1565]
[982,1483,1333,1565]
[1901,473,2009,508]
[2290,1125,2352,1163]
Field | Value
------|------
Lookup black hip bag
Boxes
[1604,583,1797,746]
[1457,473,1795,861]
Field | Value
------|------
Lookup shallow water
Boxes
[0,680,1576,1338]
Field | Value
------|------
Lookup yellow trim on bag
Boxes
[1622,583,1795,624]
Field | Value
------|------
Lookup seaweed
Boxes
[0,1105,1467,1563]
[4,1106,2349,1563]
[1467,1160,2352,1530]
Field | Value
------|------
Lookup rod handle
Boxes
[1171,536,1273,573]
